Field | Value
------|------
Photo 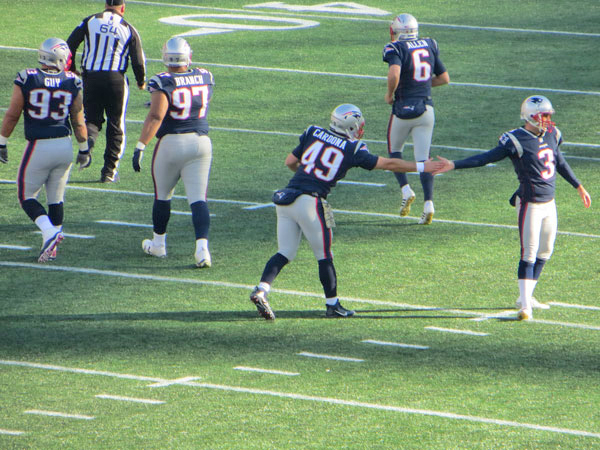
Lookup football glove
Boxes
[76,150,91,170]
[0,144,7,164]
[132,148,144,172]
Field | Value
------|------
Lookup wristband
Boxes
[416,162,425,173]
[78,141,89,152]
[136,141,146,151]
[0,135,7,146]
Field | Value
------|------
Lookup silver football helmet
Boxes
[390,14,419,41]
[520,95,555,132]
[38,37,72,71]
[162,37,192,67]
[330,104,365,140]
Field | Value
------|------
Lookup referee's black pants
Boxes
[82,71,129,180]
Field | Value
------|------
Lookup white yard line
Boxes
[3,359,599,439]
[0,180,593,237]
[297,352,364,362]
[549,302,600,311]
[425,327,489,336]
[362,340,429,350]
[0,244,31,250]
[24,410,94,420]
[2,261,600,332]
[33,231,95,239]
[96,220,152,228]
[0,428,25,436]
[95,394,165,404]
[122,2,600,38]
[234,366,300,376]
[147,377,202,388]
[1,45,599,97]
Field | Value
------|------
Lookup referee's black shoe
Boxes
[326,301,355,318]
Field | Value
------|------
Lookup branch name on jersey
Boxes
[14,68,82,141]
[286,126,378,198]
[148,67,214,138]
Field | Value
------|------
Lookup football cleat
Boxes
[250,287,275,320]
[515,297,550,310]
[418,201,434,225]
[326,301,355,318]
[142,239,166,258]
[48,247,57,261]
[400,189,416,217]
[100,171,119,183]
[195,248,211,268]
[38,231,64,263]
[517,308,532,321]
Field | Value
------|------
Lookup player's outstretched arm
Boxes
[375,156,444,173]
[577,185,591,208]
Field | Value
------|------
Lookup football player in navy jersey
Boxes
[383,13,449,224]
[0,37,89,263]
[132,37,214,268]
[433,96,591,320]
[250,104,444,320]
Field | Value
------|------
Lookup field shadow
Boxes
[0,307,505,323]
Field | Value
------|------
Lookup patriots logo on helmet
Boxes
[530,97,544,104]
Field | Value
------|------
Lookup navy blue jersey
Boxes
[286,126,379,198]
[454,127,580,203]
[148,68,214,138]
[14,68,82,141]
[382,38,446,105]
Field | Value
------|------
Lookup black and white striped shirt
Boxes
[67,9,146,87]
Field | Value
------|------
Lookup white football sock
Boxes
[153,232,166,247]
[518,279,536,310]
[258,282,271,293]
[195,238,208,253]
[35,215,58,241]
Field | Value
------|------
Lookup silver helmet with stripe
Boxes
[162,37,192,67]
[330,104,365,140]
[38,37,72,71]
[390,14,418,41]
[520,95,555,132]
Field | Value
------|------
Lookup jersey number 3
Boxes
[538,148,555,180]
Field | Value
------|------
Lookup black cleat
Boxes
[326,301,355,318]
[250,287,275,320]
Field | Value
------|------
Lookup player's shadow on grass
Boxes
[0,307,504,323]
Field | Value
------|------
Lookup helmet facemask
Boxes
[521,96,555,133]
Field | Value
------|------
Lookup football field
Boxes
[1,1,600,448]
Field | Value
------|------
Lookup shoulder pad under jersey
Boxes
[499,129,524,157]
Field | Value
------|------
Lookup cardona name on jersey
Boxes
[312,129,347,149]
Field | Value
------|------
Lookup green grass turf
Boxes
[1,1,599,449]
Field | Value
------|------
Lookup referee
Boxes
[67,0,146,182]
